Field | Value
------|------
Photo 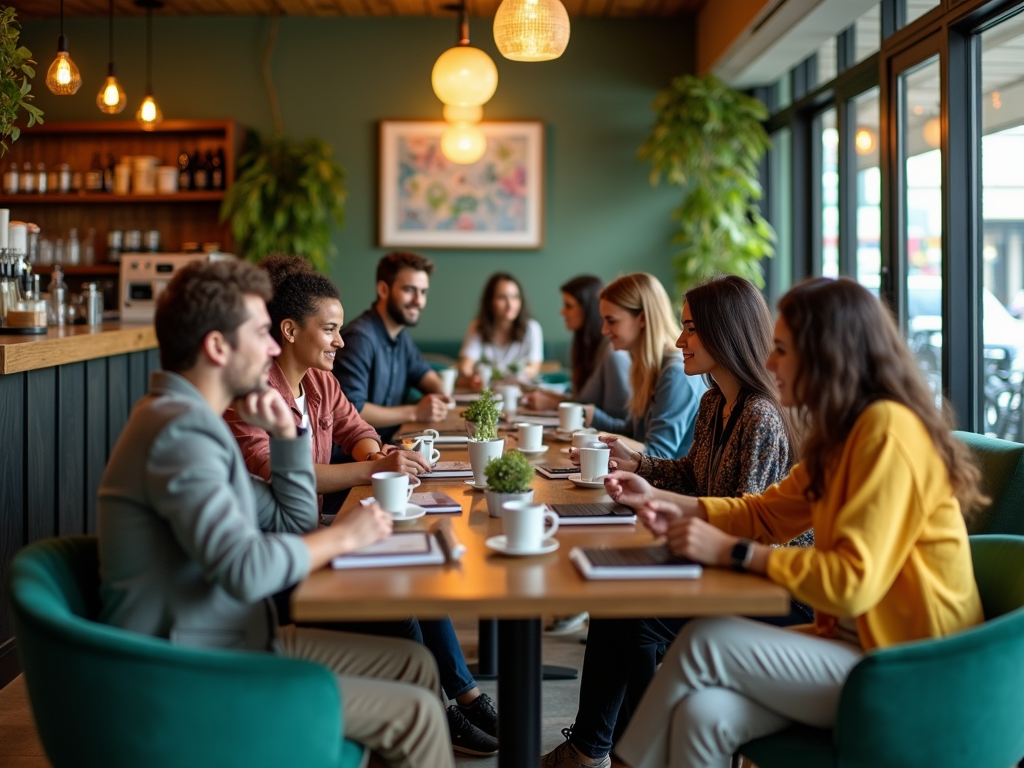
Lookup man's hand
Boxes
[664,516,737,566]
[604,470,655,508]
[372,449,431,476]
[415,393,450,422]
[233,389,296,440]
[330,501,393,551]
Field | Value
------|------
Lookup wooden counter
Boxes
[0,323,157,375]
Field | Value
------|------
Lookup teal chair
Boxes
[8,536,367,768]
[739,535,1024,768]
[953,430,1024,535]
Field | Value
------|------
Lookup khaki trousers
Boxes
[615,616,863,768]
[276,624,455,768]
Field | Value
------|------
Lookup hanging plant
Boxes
[0,7,44,156]
[639,74,774,294]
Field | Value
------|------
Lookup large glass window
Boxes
[853,88,882,291]
[820,109,840,277]
[905,0,941,27]
[768,127,794,305]
[817,38,838,87]
[854,5,881,65]
[900,57,943,395]
[979,11,1024,440]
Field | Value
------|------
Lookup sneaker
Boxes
[446,704,499,756]
[460,691,498,738]
[540,727,611,768]
[545,612,589,635]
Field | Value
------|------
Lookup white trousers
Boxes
[615,616,863,768]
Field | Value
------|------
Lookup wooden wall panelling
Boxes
[25,368,57,543]
[128,350,147,408]
[107,354,129,456]
[57,362,87,537]
[85,358,109,535]
[0,372,26,647]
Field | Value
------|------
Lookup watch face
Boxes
[731,540,752,571]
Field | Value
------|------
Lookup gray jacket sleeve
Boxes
[145,419,314,604]
[578,348,632,422]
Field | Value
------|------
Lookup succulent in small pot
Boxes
[484,449,535,517]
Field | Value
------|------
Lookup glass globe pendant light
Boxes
[45,0,83,96]
[493,0,570,62]
[441,122,487,164]
[97,0,127,114]
[135,0,164,130]
[431,0,498,108]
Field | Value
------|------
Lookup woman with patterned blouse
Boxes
[543,275,809,768]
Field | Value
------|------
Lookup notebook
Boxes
[421,461,474,478]
[331,532,446,569]
[569,545,702,579]
[549,503,636,525]
[534,464,579,480]
[409,491,463,513]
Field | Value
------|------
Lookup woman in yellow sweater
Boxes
[608,277,985,768]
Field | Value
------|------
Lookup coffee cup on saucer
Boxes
[579,444,611,483]
[516,422,544,452]
[501,501,560,553]
[371,472,421,515]
[559,402,585,432]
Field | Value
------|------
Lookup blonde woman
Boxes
[586,273,704,459]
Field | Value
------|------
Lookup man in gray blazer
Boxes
[98,259,453,768]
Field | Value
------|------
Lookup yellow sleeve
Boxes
[702,462,814,544]
[765,425,928,616]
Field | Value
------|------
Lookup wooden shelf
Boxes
[0,192,225,204]
[55,264,121,275]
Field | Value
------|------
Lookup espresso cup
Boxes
[439,368,457,397]
[516,422,544,452]
[411,436,441,466]
[498,384,521,419]
[371,472,421,515]
[579,445,611,483]
[559,402,585,432]
[502,501,560,553]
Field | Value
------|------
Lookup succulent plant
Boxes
[484,450,535,494]
[464,389,500,441]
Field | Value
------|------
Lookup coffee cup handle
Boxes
[430,448,441,464]
[406,476,421,499]
[424,429,440,440]
[543,510,560,539]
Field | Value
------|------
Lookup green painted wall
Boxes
[19,14,693,355]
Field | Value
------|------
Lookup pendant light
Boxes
[135,0,164,130]
[45,0,83,95]
[441,122,487,164]
[493,0,570,62]
[96,0,127,114]
[431,0,498,108]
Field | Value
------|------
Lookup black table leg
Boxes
[472,617,579,681]
[498,618,541,768]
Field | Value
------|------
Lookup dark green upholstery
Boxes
[953,430,1024,535]
[741,535,1024,768]
[8,536,367,768]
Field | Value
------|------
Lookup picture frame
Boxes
[379,120,544,249]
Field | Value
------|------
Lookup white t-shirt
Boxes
[294,385,310,430]
[459,318,544,375]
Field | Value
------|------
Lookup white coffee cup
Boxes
[559,402,585,432]
[476,362,493,392]
[502,501,560,553]
[571,431,601,449]
[579,445,611,483]
[410,436,441,466]
[371,472,421,515]
[498,384,521,419]
[438,368,457,398]
[467,438,504,485]
[516,422,544,452]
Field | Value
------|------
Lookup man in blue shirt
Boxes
[333,251,451,444]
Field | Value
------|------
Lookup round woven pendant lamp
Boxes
[493,0,570,62]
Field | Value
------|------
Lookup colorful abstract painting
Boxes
[379,121,543,249]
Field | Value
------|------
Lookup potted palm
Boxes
[484,449,535,517]
[464,389,503,486]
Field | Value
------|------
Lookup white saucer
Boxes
[517,446,548,456]
[361,499,427,521]
[485,535,559,556]
[464,479,490,490]
[568,473,607,489]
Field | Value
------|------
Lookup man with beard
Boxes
[97,260,455,768]
[333,251,451,445]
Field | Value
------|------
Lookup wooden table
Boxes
[293,413,790,767]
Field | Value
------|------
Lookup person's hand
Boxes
[636,497,687,537]
[604,470,655,508]
[330,501,393,551]
[664,515,737,566]
[521,389,562,411]
[233,389,296,440]
[603,435,639,473]
[415,393,450,422]
[372,449,431,476]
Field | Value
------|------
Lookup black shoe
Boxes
[459,691,498,738]
[447,704,499,756]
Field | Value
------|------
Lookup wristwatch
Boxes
[730,539,755,572]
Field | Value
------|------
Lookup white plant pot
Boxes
[485,488,534,518]
[467,438,504,485]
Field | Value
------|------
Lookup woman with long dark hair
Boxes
[611,278,985,768]
[459,272,544,385]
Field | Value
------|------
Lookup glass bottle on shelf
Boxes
[178,150,192,191]
[104,154,116,192]
[3,162,18,194]
[193,151,210,191]
[19,161,35,193]
[47,265,67,327]
[85,153,103,192]
[211,148,224,190]
[83,228,96,266]
[66,228,80,266]
[36,163,47,194]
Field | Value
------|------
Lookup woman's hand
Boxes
[664,516,737,567]
[330,501,393,552]
[604,470,655,508]
[521,389,562,411]
[372,449,430,476]
[233,389,296,440]
[602,435,639,473]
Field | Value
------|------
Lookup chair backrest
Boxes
[8,536,347,768]
[834,535,1024,768]
[953,430,1024,535]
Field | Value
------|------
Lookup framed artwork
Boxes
[379,120,544,249]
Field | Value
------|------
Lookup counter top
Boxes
[0,323,157,374]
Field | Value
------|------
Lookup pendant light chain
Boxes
[146,5,153,95]
[109,0,114,66]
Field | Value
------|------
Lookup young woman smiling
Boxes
[609,277,985,768]
[459,272,544,385]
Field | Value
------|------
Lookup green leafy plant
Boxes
[639,74,774,294]
[464,389,500,441]
[0,7,43,156]
[484,449,535,493]
[220,131,346,272]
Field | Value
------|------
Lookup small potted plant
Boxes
[464,389,503,486]
[484,449,535,517]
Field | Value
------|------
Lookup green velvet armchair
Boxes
[953,430,1024,535]
[8,536,367,768]
[739,535,1024,768]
